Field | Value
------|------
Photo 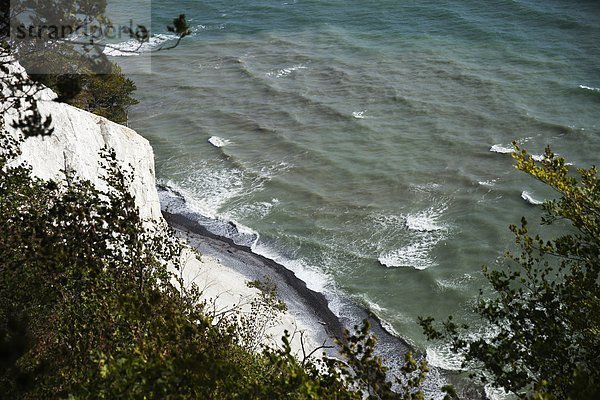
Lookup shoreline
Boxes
[161,203,414,356]
[159,186,489,398]
[156,187,495,398]
[165,210,344,344]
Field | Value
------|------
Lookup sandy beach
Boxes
[166,211,345,359]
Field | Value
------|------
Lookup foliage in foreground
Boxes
[420,145,600,399]
[0,120,433,399]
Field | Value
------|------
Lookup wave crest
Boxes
[267,65,307,78]
[521,190,543,205]
[489,144,514,154]
[208,136,231,148]
[378,205,450,270]
[490,144,544,161]
[405,205,448,232]
[579,84,600,92]
[103,33,178,57]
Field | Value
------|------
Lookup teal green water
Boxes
[110,0,600,372]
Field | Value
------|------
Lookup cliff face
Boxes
[3,74,161,222]
[2,63,320,356]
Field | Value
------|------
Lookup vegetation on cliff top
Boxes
[3,0,188,124]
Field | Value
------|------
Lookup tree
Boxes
[420,145,600,399]
[27,49,139,124]
[3,1,190,124]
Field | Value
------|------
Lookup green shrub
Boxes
[0,123,432,399]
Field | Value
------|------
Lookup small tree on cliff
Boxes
[2,1,190,124]
[420,145,600,399]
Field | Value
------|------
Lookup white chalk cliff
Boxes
[2,63,161,222]
[10,102,162,221]
[2,60,316,355]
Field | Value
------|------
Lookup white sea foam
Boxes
[267,65,307,78]
[378,241,437,270]
[358,295,403,338]
[489,144,514,154]
[103,33,177,56]
[159,181,219,218]
[521,190,543,205]
[163,157,289,221]
[352,110,367,119]
[158,164,246,220]
[579,84,600,92]
[426,345,465,371]
[231,222,261,247]
[379,319,401,338]
[490,144,544,162]
[253,242,333,294]
[405,205,447,232]
[485,385,513,400]
[187,168,245,216]
[478,179,497,187]
[360,294,387,313]
[377,204,449,270]
[208,136,231,148]
[435,273,475,292]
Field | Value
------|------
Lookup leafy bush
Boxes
[0,121,432,398]
[5,0,138,125]
[28,54,138,125]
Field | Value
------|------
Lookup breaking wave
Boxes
[208,136,231,148]
[489,144,514,154]
[352,110,367,119]
[579,84,600,92]
[103,33,178,56]
[490,144,544,161]
[267,64,307,78]
[521,190,543,205]
[378,205,450,270]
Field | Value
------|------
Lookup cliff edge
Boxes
[2,63,161,222]
[2,61,319,355]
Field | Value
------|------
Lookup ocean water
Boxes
[108,0,600,382]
